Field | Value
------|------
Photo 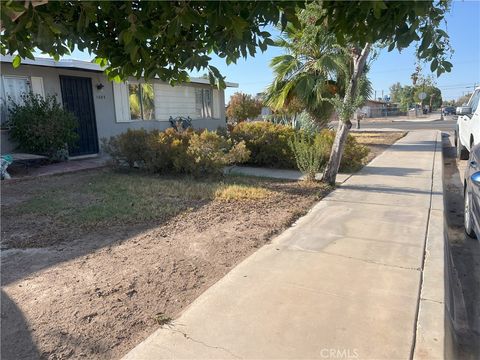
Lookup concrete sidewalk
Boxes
[124,130,445,359]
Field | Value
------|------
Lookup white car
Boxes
[456,87,480,159]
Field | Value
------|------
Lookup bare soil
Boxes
[1,171,329,360]
[0,130,403,360]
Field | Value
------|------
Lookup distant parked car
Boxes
[456,87,480,159]
[442,106,456,115]
[464,144,480,239]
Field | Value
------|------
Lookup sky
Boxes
[45,0,480,102]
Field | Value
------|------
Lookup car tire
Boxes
[464,188,477,239]
[457,133,470,160]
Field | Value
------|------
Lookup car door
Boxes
[459,90,480,151]
[469,147,480,230]
[470,91,480,148]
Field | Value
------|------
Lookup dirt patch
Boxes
[1,170,329,359]
[351,131,406,164]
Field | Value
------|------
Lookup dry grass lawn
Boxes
[1,169,330,359]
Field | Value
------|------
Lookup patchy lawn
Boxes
[351,131,406,164]
[1,169,330,360]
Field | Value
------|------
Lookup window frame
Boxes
[195,87,213,119]
[1,75,31,126]
[128,81,155,121]
[468,89,480,114]
[1,75,31,103]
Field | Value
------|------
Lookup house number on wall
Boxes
[96,95,106,100]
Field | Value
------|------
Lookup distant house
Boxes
[255,92,272,120]
[358,100,388,118]
[358,100,404,118]
[0,56,238,155]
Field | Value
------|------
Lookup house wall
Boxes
[0,62,227,154]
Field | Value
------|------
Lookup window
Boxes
[468,89,480,114]
[1,76,31,125]
[129,83,155,120]
[2,76,30,104]
[195,88,212,118]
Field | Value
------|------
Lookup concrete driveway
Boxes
[124,131,445,359]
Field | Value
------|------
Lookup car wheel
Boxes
[464,188,477,238]
[457,133,469,160]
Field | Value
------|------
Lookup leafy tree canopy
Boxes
[264,4,372,125]
[226,92,263,123]
[319,0,453,76]
[1,1,301,87]
[388,81,442,111]
[1,0,452,87]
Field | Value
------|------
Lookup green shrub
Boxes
[229,122,369,172]
[7,92,78,160]
[316,129,370,172]
[101,129,151,168]
[177,130,250,176]
[231,121,297,168]
[289,134,329,181]
[102,128,250,177]
[146,128,190,173]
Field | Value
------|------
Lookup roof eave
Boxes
[1,55,239,87]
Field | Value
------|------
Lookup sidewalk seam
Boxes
[318,250,421,271]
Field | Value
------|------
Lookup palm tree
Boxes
[265,5,373,184]
[264,21,371,128]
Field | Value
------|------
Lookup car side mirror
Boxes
[471,172,480,185]
[457,106,472,115]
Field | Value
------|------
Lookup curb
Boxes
[413,130,447,359]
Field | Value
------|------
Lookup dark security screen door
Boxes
[59,75,99,156]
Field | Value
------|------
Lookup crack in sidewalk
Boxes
[420,297,444,305]
[168,328,241,359]
[319,250,421,271]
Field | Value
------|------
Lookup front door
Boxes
[59,75,99,156]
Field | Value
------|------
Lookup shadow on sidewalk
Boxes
[358,166,428,177]
[339,184,441,196]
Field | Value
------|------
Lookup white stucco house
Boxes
[0,55,238,156]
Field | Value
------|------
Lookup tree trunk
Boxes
[323,43,371,185]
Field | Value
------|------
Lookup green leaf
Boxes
[443,61,453,71]
[264,38,276,47]
[12,55,21,68]
[430,59,438,72]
